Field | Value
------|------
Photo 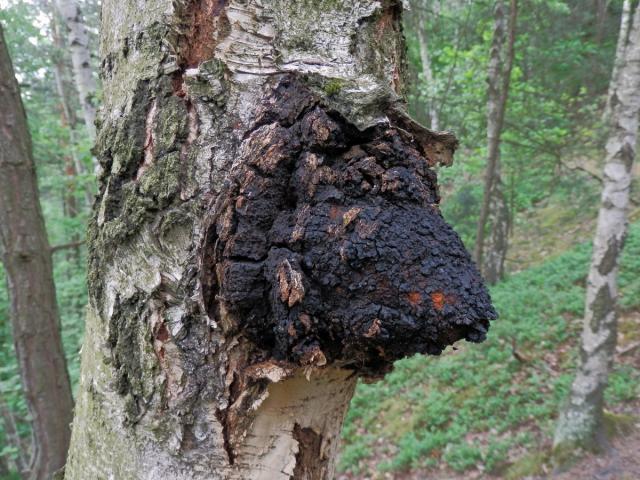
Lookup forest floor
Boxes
[338,201,640,480]
[338,341,640,480]
[341,428,640,479]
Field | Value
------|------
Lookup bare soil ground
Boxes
[540,431,640,480]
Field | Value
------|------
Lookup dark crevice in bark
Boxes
[96,79,151,222]
[213,361,278,463]
[214,407,236,465]
[89,71,201,305]
[202,77,496,377]
[292,424,327,480]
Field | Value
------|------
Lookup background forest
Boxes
[1,0,639,479]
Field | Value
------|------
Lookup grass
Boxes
[338,222,640,477]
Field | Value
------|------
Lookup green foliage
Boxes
[339,222,640,475]
[406,0,620,249]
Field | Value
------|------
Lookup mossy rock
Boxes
[603,410,637,438]
[502,451,549,480]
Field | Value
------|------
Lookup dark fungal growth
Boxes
[202,77,497,375]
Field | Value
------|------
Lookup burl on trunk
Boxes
[65,1,496,479]
[205,77,494,372]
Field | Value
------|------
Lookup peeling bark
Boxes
[554,0,640,455]
[0,24,74,480]
[65,1,495,478]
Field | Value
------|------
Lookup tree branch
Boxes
[50,240,84,253]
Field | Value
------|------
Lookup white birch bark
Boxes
[416,3,439,130]
[554,0,640,454]
[55,0,97,141]
[603,0,632,121]
[47,3,94,208]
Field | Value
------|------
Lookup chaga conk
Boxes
[203,77,497,375]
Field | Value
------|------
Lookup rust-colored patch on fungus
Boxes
[407,291,422,307]
[329,204,342,221]
[364,318,382,338]
[431,291,445,311]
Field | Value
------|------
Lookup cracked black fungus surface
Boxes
[203,78,497,374]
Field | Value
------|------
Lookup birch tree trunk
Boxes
[415,2,439,130]
[49,13,83,216]
[64,2,496,479]
[553,0,640,457]
[483,174,509,284]
[0,24,74,480]
[55,0,97,142]
[595,0,612,44]
[47,2,94,211]
[603,0,632,121]
[473,0,517,284]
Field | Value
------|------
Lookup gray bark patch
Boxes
[598,237,621,276]
[107,293,150,423]
[589,284,614,332]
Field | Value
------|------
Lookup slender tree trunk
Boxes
[595,0,613,44]
[473,0,517,283]
[553,0,640,457]
[52,69,81,221]
[47,2,94,210]
[603,0,632,121]
[483,175,509,283]
[64,1,496,479]
[415,3,439,130]
[47,4,94,222]
[0,24,74,480]
[0,456,9,477]
[0,397,28,475]
[55,0,97,142]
